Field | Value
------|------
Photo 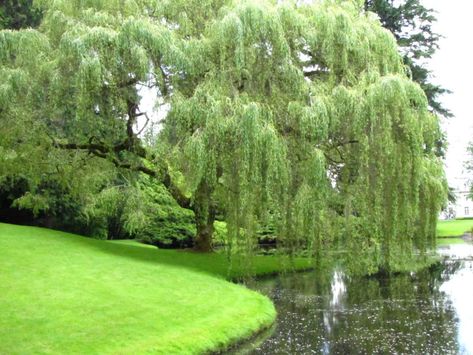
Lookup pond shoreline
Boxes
[234,241,473,354]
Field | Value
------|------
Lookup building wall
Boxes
[440,177,473,220]
[453,191,473,218]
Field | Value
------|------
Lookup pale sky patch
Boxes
[423,0,473,189]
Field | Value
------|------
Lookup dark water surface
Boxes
[238,242,473,354]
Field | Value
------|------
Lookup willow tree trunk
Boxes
[193,181,215,252]
[194,208,215,252]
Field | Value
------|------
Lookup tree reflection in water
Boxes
[243,257,466,354]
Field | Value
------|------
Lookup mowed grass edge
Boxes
[436,219,473,237]
[0,223,310,354]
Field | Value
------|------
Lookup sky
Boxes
[422,0,473,190]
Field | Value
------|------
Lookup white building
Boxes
[441,177,473,220]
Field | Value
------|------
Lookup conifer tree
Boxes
[365,0,451,119]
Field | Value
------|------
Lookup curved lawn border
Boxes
[0,223,279,354]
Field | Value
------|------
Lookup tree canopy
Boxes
[0,0,447,273]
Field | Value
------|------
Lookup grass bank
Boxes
[437,218,473,237]
[436,237,465,246]
[0,223,310,354]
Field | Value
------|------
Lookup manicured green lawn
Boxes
[436,237,465,246]
[436,219,473,237]
[0,223,310,354]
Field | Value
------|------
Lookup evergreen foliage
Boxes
[0,0,447,272]
[0,0,43,30]
[364,0,451,120]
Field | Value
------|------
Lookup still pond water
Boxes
[239,241,473,354]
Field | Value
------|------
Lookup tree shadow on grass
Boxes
[1,223,231,278]
[2,223,305,280]
[94,240,232,278]
[82,236,309,280]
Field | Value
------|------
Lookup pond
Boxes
[237,241,473,354]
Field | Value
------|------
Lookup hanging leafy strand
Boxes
[0,0,447,273]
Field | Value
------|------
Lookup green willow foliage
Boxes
[0,0,447,272]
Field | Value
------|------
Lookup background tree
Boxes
[0,0,43,30]
[364,0,451,119]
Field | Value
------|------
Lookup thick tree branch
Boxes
[54,137,192,210]
[303,69,328,77]
[117,77,140,88]
[331,139,359,148]
[55,142,110,154]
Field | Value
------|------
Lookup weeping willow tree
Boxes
[0,0,446,272]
